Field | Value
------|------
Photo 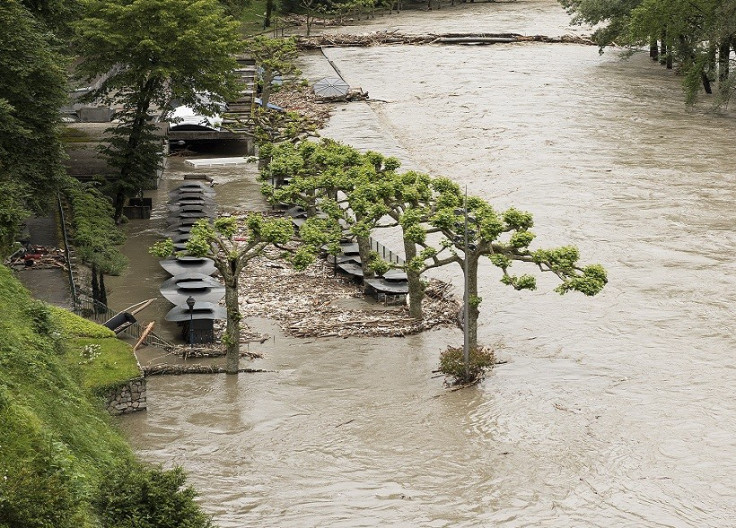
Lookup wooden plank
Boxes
[133,322,155,352]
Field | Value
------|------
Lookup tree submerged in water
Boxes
[150,215,320,374]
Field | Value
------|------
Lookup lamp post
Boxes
[186,295,195,349]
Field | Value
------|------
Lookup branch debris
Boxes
[237,246,459,338]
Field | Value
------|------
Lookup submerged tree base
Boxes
[438,345,495,386]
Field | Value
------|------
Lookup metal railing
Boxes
[369,237,404,266]
[74,297,175,351]
[57,195,78,308]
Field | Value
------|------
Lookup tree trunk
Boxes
[719,40,730,82]
[260,69,274,107]
[264,0,273,28]
[356,234,375,284]
[650,37,658,61]
[91,263,100,312]
[99,270,107,307]
[702,72,713,94]
[659,31,667,66]
[463,255,480,351]
[224,273,241,374]
[403,237,424,319]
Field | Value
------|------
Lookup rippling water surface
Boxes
[116,1,736,526]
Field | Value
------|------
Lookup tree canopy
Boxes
[266,138,608,349]
[0,0,69,257]
[150,215,305,374]
[560,0,736,105]
[74,0,244,219]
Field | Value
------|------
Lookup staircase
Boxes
[223,55,257,133]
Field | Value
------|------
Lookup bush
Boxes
[94,463,213,528]
[438,345,495,385]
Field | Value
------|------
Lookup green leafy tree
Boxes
[151,215,304,374]
[0,0,69,258]
[265,139,396,281]
[65,181,128,309]
[411,179,607,351]
[20,0,83,39]
[243,36,300,107]
[559,0,642,48]
[74,0,243,221]
[373,170,436,319]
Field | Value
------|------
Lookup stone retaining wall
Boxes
[105,377,147,415]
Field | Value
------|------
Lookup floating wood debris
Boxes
[7,245,67,270]
[238,246,459,339]
[295,31,597,49]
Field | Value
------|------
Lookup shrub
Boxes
[94,463,213,528]
[438,345,495,385]
[24,301,54,337]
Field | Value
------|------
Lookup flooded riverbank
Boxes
[116,1,736,526]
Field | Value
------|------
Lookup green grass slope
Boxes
[0,265,212,528]
[0,265,135,527]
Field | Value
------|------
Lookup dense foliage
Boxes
[560,0,736,105]
[94,464,213,528]
[0,0,69,258]
[265,138,607,352]
[438,345,495,385]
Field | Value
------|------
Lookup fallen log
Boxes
[437,37,517,44]
[142,364,273,376]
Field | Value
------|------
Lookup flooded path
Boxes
[116,1,736,526]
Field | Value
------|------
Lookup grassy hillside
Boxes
[0,265,212,528]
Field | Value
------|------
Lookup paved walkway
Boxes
[15,212,73,310]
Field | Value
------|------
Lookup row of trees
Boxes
[264,139,607,351]
[560,0,736,105]
[152,134,606,375]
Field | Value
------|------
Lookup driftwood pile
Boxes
[7,245,67,270]
[295,31,596,49]
[270,84,333,128]
[238,248,459,339]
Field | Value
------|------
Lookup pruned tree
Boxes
[150,215,314,374]
[74,0,243,221]
[264,139,402,281]
[407,178,607,351]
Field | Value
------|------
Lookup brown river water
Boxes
[112,1,736,526]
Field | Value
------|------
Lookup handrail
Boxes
[57,194,78,308]
[75,296,175,351]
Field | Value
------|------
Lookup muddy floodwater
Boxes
[115,1,736,526]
